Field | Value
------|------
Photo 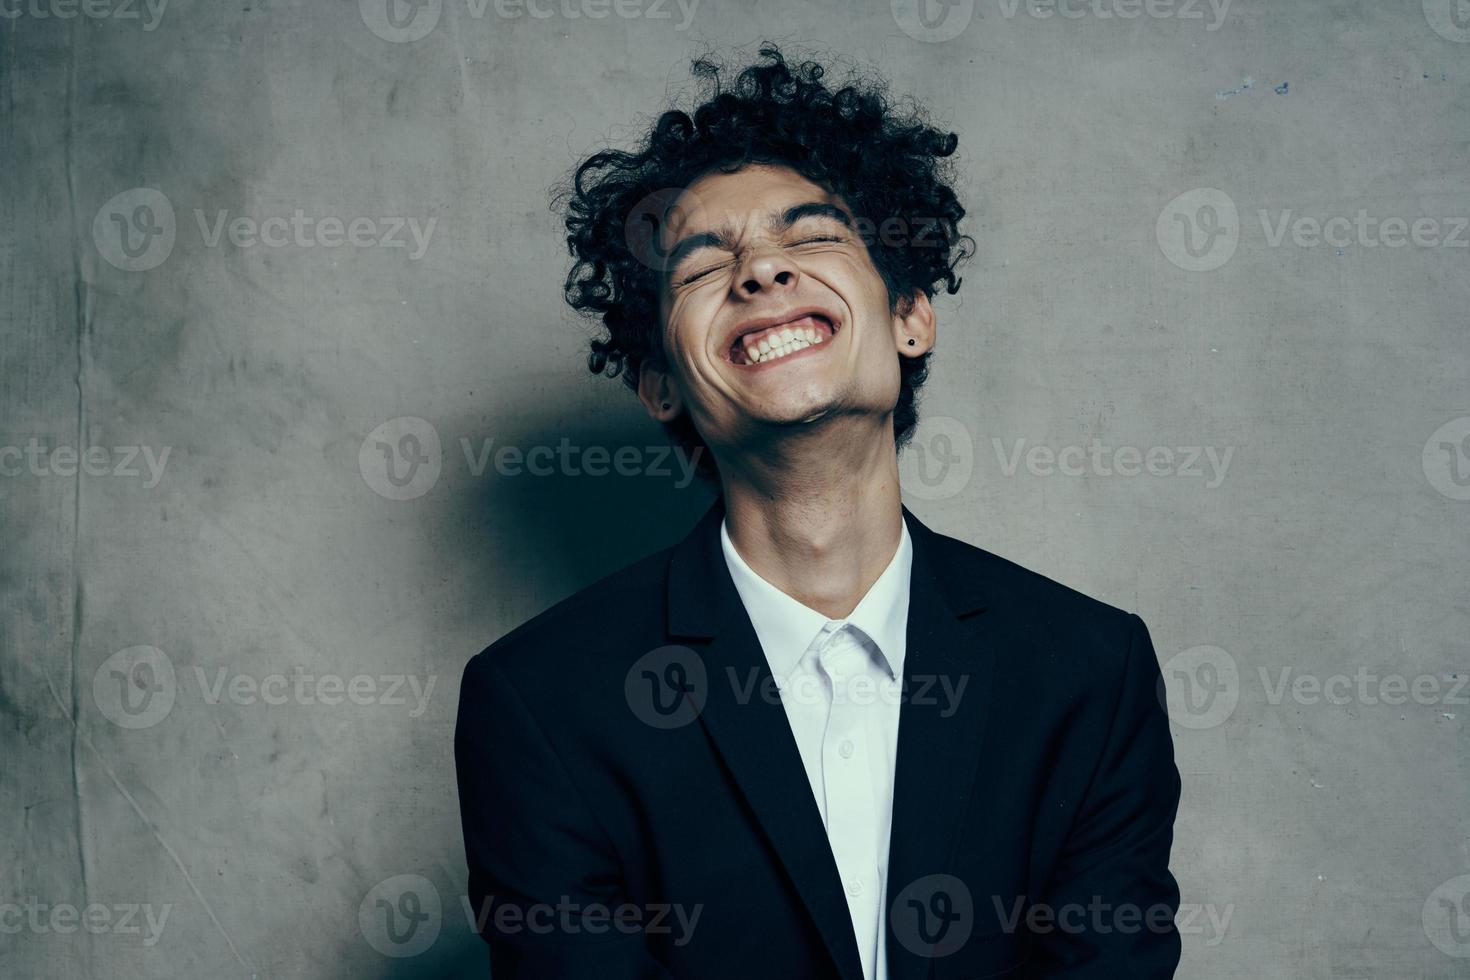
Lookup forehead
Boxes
[663,164,845,239]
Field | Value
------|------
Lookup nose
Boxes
[734,246,800,298]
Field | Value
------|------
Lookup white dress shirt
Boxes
[720,517,913,980]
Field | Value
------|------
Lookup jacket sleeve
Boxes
[454,652,677,979]
[1030,613,1184,977]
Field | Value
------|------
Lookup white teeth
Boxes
[735,319,836,364]
[750,337,814,364]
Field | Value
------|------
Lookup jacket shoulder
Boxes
[924,524,1139,631]
[922,526,1155,703]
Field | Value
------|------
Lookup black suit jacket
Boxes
[455,500,1182,979]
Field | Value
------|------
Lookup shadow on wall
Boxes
[374,940,491,979]
[439,408,717,629]
[364,411,713,979]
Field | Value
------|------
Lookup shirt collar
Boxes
[719,516,912,682]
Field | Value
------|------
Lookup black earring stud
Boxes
[662,402,671,410]
[907,338,916,346]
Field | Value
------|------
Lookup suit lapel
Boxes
[667,500,866,980]
[663,501,996,980]
[885,506,995,980]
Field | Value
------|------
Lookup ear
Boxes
[637,361,683,422]
[892,290,936,357]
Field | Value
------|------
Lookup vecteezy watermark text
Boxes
[357,874,703,959]
[359,417,705,500]
[991,896,1232,946]
[622,646,972,730]
[892,0,1231,43]
[92,646,437,730]
[0,0,167,29]
[993,438,1234,488]
[463,895,702,946]
[887,874,1232,959]
[1257,210,1469,250]
[358,0,700,43]
[0,899,170,946]
[0,438,170,488]
[92,188,439,272]
[726,666,969,717]
[1259,667,1467,708]
[996,0,1230,28]
[193,209,436,260]
[1158,187,1470,272]
[1159,645,1467,730]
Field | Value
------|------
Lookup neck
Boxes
[715,417,905,620]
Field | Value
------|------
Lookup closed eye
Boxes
[673,259,733,288]
[672,234,845,286]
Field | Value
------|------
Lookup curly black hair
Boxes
[556,44,973,485]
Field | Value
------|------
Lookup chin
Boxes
[753,399,842,429]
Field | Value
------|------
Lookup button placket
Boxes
[816,627,883,979]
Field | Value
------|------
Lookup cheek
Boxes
[819,253,889,313]
[679,284,730,338]
[662,289,722,370]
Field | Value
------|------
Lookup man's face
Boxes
[648,164,928,455]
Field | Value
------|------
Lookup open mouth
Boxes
[727,313,839,367]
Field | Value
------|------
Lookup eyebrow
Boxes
[662,201,854,274]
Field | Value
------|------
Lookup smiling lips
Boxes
[727,313,838,367]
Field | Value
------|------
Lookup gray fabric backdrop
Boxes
[3,0,1468,976]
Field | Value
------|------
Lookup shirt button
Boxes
[839,739,855,759]
[846,878,864,897]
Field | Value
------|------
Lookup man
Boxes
[455,46,1182,979]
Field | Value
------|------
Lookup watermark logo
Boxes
[895,0,1232,42]
[93,188,175,272]
[624,645,707,729]
[95,188,438,270]
[1158,644,1238,729]
[899,415,974,500]
[890,874,974,958]
[1162,190,1468,270]
[624,187,701,274]
[1424,0,1470,43]
[727,665,969,717]
[1157,188,1238,272]
[361,0,697,42]
[360,0,442,42]
[1424,873,1470,958]
[1002,0,1231,29]
[92,646,177,730]
[92,647,438,728]
[360,417,443,501]
[1423,417,1470,501]
[360,418,706,498]
[892,0,976,43]
[361,875,442,958]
